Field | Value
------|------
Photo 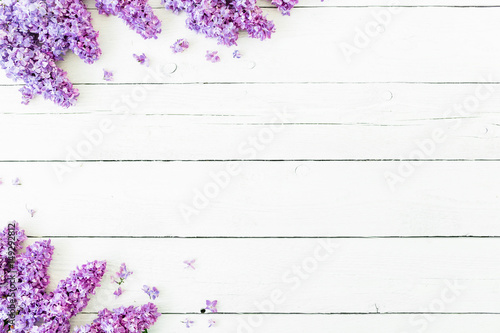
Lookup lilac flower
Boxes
[205,300,218,313]
[114,287,123,298]
[95,0,162,39]
[183,259,196,270]
[267,0,299,15]
[0,0,100,107]
[74,303,161,333]
[133,53,150,67]
[162,0,279,46]
[143,285,160,300]
[112,262,133,285]
[0,223,160,332]
[206,51,221,63]
[103,69,114,82]
[182,318,194,328]
[26,206,36,217]
[11,178,21,186]
[208,318,216,327]
[171,38,190,53]
[233,50,242,59]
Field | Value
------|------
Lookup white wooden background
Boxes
[2,0,500,332]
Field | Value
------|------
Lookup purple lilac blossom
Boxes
[161,0,277,46]
[205,51,220,63]
[0,223,160,332]
[182,318,194,328]
[205,300,218,313]
[208,318,216,327]
[112,262,133,285]
[73,303,161,333]
[103,69,114,81]
[0,0,99,107]
[11,178,21,186]
[133,53,150,66]
[171,38,190,53]
[95,0,162,39]
[26,206,36,217]
[142,285,160,300]
[233,50,242,58]
[114,287,123,298]
[267,0,299,15]
[183,259,196,270]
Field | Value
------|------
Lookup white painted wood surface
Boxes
[1,1,500,332]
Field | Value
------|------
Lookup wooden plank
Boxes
[1,79,500,160]
[71,314,500,333]
[20,237,500,313]
[2,8,500,87]
[2,162,499,236]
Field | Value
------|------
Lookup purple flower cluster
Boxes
[95,0,162,39]
[111,262,133,285]
[205,51,220,63]
[0,0,99,107]
[0,223,160,332]
[267,0,299,15]
[133,53,149,66]
[142,285,159,300]
[161,0,278,46]
[73,303,161,333]
[171,38,190,53]
[0,0,160,106]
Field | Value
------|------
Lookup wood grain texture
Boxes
[26,237,500,313]
[1,83,499,160]
[71,314,500,333]
[2,162,499,237]
[2,2,500,332]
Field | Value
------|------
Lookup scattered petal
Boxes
[205,300,218,313]
[182,318,194,328]
[26,205,36,217]
[171,38,190,53]
[12,177,21,185]
[206,51,221,63]
[233,50,242,59]
[103,69,114,81]
[114,287,123,298]
[143,285,160,300]
[208,318,216,327]
[133,53,150,67]
[184,259,196,270]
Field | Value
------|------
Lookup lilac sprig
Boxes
[0,0,99,107]
[0,222,161,332]
[111,262,133,285]
[171,38,189,53]
[162,0,276,46]
[73,303,161,333]
[95,0,162,39]
[142,285,159,300]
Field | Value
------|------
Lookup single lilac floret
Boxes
[206,51,220,63]
[233,50,242,59]
[143,285,160,300]
[205,300,218,313]
[133,53,150,67]
[114,287,123,298]
[171,38,190,53]
[103,69,114,81]
[182,318,194,328]
[184,259,196,270]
